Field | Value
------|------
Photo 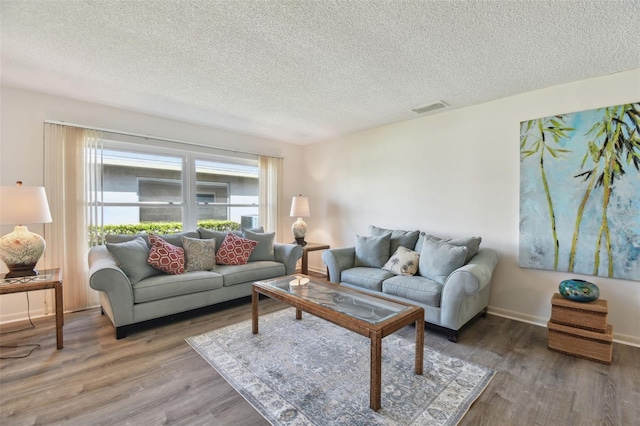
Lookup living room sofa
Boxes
[322,226,499,342]
[89,228,303,338]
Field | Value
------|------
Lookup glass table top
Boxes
[256,275,411,324]
[0,273,58,285]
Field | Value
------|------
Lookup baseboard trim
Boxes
[0,308,50,325]
[488,306,640,348]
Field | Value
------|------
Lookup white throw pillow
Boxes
[382,246,420,276]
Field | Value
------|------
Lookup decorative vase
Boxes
[559,279,599,302]
[291,217,308,245]
[0,225,46,277]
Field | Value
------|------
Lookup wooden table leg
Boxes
[54,282,64,349]
[296,308,302,320]
[252,287,259,334]
[301,250,309,275]
[415,315,424,375]
[370,330,382,411]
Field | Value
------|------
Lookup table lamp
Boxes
[0,181,53,277]
[290,195,310,246]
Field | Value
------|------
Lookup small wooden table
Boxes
[300,242,330,275]
[252,275,424,411]
[0,268,64,349]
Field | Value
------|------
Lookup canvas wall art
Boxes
[519,102,640,281]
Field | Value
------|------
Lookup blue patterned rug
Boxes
[186,308,494,425]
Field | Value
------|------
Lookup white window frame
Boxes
[100,138,259,231]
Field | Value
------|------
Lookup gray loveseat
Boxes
[89,228,302,338]
[322,226,498,342]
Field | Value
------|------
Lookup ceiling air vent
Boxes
[411,101,449,114]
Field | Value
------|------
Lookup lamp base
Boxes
[5,266,39,278]
[291,218,308,247]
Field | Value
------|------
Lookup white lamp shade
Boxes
[0,185,52,225]
[290,196,310,218]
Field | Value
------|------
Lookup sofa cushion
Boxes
[419,238,468,284]
[105,231,199,247]
[198,228,264,246]
[369,225,420,255]
[424,234,482,263]
[198,228,228,253]
[182,236,216,272]
[354,233,391,268]
[106,237,162,284]
[341,267,395,292]
[382,246,420,276]
[382,275,443,307]
[243,229,276,262]
[148,234,185,275]
[132,271,224,303]
[214,261,285,287]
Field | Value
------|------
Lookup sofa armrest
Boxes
[88,245,135,326]
[322,247,356,283]
[440,248,499,330]
[274,243,304,275]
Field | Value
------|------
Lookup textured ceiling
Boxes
[1,1,639,144]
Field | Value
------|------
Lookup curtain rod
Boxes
[44,120,284,159]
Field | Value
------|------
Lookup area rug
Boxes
[186,308,495,425]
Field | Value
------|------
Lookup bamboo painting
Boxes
[519,102,640,281]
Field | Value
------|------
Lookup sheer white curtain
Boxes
[43,123,102,312]
[258,156,282,234]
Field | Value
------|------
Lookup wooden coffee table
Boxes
[252,275,424,411]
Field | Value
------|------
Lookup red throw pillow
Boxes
[147,233,185,274]
[215,233,258,265]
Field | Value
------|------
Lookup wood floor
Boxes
[1,296,638,425]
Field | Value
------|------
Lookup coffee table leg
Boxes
[252,287,259,334]
[370,330,382,411]
[55,282,64,349]
[296,308,302,320]
[415,316,424,375]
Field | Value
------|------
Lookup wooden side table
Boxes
[300,243,330,275]
[0,268,64,349]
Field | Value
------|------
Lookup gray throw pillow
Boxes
[418,238,468,284]
[198,228,230,253]
[105,234,141,244]
[106,236,162,284]
[155,231,199,247]
[182,236,216,271]
[243,229,275,262]
[354,233,392,268]
[368,225,420,255]
[426,235,481,263]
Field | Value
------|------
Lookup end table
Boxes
[0,268,64,349]
[300,243,330,275]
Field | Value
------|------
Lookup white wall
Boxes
[302,69,640,346]
[0,86,304,322]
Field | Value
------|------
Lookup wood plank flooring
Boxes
[1,295,638,425]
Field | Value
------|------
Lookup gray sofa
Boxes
[322,226,498,342]
[89,229,303,338]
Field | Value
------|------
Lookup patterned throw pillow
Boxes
[182,236,216,272]
[215,233,258,265]
[382,246,420,276]
[147,233,185,274]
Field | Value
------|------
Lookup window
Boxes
[98,137,259,234]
